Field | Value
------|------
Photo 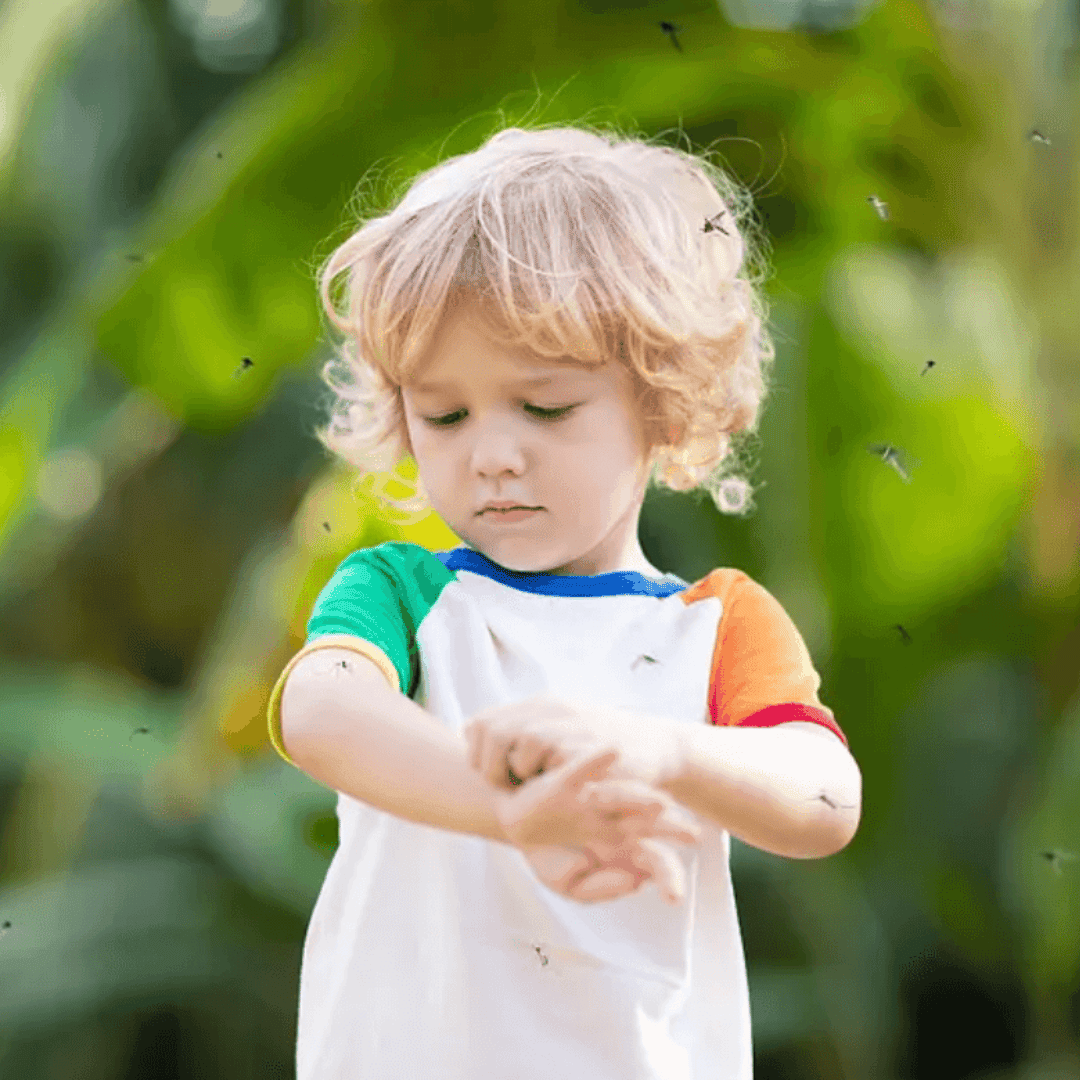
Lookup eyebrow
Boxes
[410,374,569,394]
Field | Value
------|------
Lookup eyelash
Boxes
[423,404,579,428]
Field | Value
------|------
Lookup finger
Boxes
[603,784,701,844]
[583,780,697,841]
[650,800,703,846]
[485,734,517,787]
[571,866,643,904]
[525,845,595,895]
[557,747,619,790]
[507,736,550,782]
[463,723,480,771]
[634,838,687,905]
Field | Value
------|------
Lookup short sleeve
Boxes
[304,547,425,696]
[698,570,848,747]
[265,542,455,766]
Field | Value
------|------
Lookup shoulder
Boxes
[678,567,758,606]
[317,542,457,601]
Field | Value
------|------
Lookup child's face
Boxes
[400,298,660,577]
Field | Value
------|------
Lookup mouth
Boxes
[481,506,543,520]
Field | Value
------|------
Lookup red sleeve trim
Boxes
[715,702,849,748]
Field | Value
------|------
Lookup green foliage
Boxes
[0,0,1078,1075]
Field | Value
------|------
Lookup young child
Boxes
[266,123,853,1080]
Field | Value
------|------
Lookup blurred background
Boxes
[0,0,1078,1076]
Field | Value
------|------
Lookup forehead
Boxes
[406,302,607,392]
[410,371,578,394]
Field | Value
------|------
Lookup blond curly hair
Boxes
[310,120,776,522]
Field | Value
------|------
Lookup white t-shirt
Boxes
[267,542,847,1080]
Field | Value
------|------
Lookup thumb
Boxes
[552,747,620,794]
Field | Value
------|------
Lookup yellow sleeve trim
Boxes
[266,634,400,767]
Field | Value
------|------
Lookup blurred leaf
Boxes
[0,659,183,774]
[0,857,242,1036]
[1001,687,1080,996]
[746,966,830,1051]
[201,757,338,918]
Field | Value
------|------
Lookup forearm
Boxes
[283,679,511,845]
[659,723,862,859]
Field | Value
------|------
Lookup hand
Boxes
[523,835,692,906]
[464,695,685,792]
[490,745,701,852]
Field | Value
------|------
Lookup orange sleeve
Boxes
[681,569,848,748]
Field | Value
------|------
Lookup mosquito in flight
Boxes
[867,443,919,483]
[658,21,683,52]
[1041,849,1077,875]
[867,195,890,221]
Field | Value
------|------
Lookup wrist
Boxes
[656,719,691,793]
[488,785,516,846]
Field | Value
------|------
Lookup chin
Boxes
[474,543,564,576]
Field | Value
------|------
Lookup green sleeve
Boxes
[306,541,455,699]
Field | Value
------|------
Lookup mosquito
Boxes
[128,727,150,743]
[1028,129,1051,146]
[658,21,683,52]
[867,195,890,221]
[702,210,729,236]
[894,624,913,645]
[867,443,919,484]
[233,356,254,379]
[533,945,550,966]
[632,654,659,669]
[811,792,858,811]
[921,360,935,376]
[1041,849,1077,875]
[0,920,10,938]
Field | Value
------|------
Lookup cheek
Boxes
[404,418,439,463]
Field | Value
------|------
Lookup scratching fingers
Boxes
[633,838,688,905]
[571,866,644,903]
[584,780,702,846]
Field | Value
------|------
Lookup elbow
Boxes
[279,672,329,771]
[811,805,861,858]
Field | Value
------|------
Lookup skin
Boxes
[400,297,669,579]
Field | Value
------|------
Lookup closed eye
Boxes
[423,404,579,428]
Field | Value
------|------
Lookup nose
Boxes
[470,419,527,476]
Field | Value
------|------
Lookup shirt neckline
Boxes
[439,547,688,598]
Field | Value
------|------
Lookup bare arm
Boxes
[280,647,512,844]
[661,721,862,859]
